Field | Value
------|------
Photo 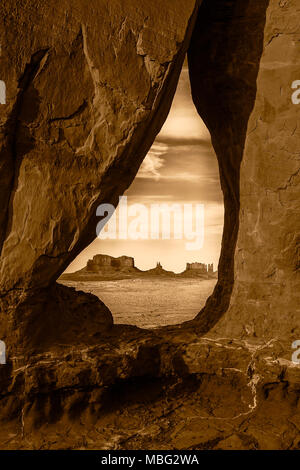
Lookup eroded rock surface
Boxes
[0,0,200,349]
[217,0,300,340]
[0,330,299,450]
[189,0,300,340]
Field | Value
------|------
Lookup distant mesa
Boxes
[186,262,214,274]
[60,255,217,282]
[87,254,135,271]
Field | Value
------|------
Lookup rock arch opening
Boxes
[56,0,272,339]
[60,61,224,328]
[0,0,277,356]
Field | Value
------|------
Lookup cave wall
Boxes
[0,0,200,293]
[189,0,300,341]
[217,0,300,340]
[0,0,200,351]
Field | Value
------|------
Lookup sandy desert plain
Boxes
[59,279,216,328]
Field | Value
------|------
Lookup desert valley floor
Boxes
[59,279,217,328]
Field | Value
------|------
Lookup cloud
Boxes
[130,138,223,204]
[137,153,165,180]
[136,142,169,180]
[148,142,169,156]
[137,155,205,184]
[136,136,217,184]
[155,135,212,148]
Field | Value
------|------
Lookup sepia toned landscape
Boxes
[0,0,299,453]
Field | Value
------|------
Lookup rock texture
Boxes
[88,255,135,270]
[1,284,113,355]
[0,0,200,350]
[0,329,299,450]
[218,0,300,340]
[189,0,300,341]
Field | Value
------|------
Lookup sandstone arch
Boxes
[0,0,298,351]
[0,0,200,352]
[190,0,300,341]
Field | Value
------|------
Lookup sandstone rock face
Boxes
[0,0,200,349]
[189,0,300,341]
[0,330,299,450]
[1,284,113,355]
[87,254,135,271]
[219,0,300,340]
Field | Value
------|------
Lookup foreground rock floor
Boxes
[0,325,299,450]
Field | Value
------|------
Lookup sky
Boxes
[66,63,224,274]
